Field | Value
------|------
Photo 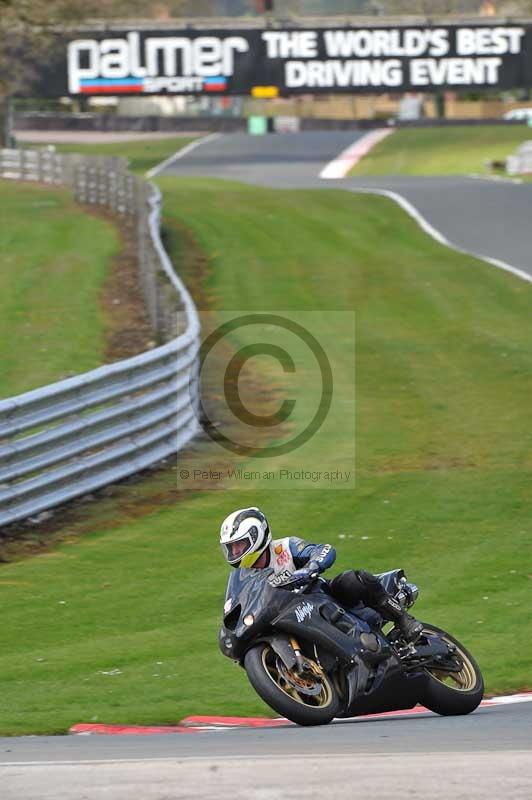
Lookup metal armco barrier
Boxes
[0,148,200,528]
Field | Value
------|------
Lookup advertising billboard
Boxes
[39,24,532,96]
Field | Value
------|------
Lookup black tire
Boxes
[419,623,484,716]
[244,643,339,726]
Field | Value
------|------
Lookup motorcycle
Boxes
[219,566,484,726]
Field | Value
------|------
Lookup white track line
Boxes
[0,754,404,767]
[468,173,523,185]
[352,186,532,286]
[482,692,532,705]
[320,129,394,180]
[146,132,221,178]
[5,750,530,768]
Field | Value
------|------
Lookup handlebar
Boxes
[285,573,320,592]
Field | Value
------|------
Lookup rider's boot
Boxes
[376,595,423,643]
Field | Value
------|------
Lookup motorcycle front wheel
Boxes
[419,624,484,716]
[244,643,340,726]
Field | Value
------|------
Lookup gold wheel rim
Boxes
[423,629,477,692]
[261,646,333,708]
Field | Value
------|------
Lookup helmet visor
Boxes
[221,526,260,565]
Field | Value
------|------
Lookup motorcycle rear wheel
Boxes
[419,624,484,716]
[244,643,339,726]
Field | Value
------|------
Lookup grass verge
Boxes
[350,125,531,176]
[1,179,530,734]
[0,180,120,398]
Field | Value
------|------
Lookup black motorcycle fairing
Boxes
[273,593,398,667]
[219,567,478,720]
[219,568,395,670]
[222,567,291,619]
[220,568,285,659]
[340,658,429,717]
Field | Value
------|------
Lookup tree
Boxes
[0,1,191,144]
[499,0,532,12]
[382,1,481,13]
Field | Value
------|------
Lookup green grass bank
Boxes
[350,125,530,176]
[1,178,530,734]
[0,180,119,398]
[0,135,198,397]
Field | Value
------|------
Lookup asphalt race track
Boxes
[164,131,532,277]
[1,703,532,799]
[2,132,531,799]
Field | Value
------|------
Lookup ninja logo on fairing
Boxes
[295,602,314,623]
[67,32,249,94]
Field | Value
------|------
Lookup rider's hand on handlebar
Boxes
[287,564,319,588]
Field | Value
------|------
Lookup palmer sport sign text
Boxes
[63,25,532,96]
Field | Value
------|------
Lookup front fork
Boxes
[285,636,328,683]
[289,637,306,672]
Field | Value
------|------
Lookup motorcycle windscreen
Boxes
[223,567,279,624]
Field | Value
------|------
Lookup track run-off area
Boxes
[162,130,532,278]
[2,131,531,798]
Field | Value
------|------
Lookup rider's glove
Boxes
[288,562,320,588]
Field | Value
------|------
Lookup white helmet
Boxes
[220,507,271,568]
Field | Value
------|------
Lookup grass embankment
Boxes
[0,181,119,398]
[1,179,531,734]
[0,135,198,397]
[350,125,531,176]
[23,136,198,175]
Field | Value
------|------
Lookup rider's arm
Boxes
[289,538,336,573]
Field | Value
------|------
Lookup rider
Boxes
[220,506,423,643]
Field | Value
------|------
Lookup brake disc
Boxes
[276,658,323,697]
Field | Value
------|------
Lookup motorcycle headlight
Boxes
[243,614,255,627]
